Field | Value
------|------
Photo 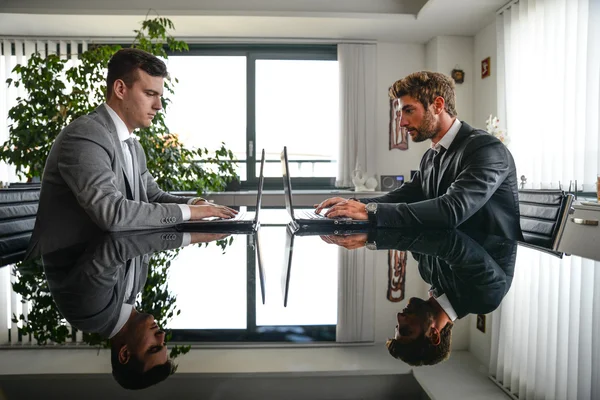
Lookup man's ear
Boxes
[112,79,127,100]
[428,326,441,346]
[432,96,445,115]
[118,345,131,365]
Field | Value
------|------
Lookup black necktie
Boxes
[432,147,446,196]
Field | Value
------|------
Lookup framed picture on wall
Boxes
[389,98,409,150]
[481,57,491,79]
[387,249,407,302]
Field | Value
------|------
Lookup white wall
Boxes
[425,36,475,125]
[468,312,493,367]
[473,20,497,131]
[375,42,430,180]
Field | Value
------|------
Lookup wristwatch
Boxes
[366,202,378,224]
[365,229,377,250]
[365,240,377,250]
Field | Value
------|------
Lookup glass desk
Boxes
[1,209,599,399]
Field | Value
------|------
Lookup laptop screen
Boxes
[254,149,266,223]
[280,147,295,220]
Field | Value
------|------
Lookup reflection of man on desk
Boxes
[43,230,227,390]
[322,229,517,366]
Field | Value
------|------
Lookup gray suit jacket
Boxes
[43,230,185,338]
[27,104,192,259]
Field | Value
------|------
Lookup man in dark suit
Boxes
[382,229,516,366]
[321,228,517,366]
[43,229,228,390]
[315,71,522,240]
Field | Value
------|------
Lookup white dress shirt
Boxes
[435,293,458,322]
[108,233,191,338]
[104,104,191,220]
[431,118,462,153]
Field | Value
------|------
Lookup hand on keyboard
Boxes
[314,197,348,214]
[190,204,238,220]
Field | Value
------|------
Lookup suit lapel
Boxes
[435,122,474,196]
[95,104,135,199]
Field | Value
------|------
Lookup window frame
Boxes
[165,44,339,190]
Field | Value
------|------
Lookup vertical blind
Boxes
[0,39,88,183]
[490,247,600,400]
[0,38,87,344]
[497,0,600,192]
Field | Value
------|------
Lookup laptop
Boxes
[177,149,265,232]
[254,230,267,305]
[280,146,369,232]
[281,224,295,307]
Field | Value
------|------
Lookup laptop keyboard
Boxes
[296,209,327,220]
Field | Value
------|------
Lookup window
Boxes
[165,45,339,189]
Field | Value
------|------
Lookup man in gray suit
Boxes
[27,48,237,258]
[43,229,229,390]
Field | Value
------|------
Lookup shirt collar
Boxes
[435,293,458,322]
[109,303,133,338]
[104,103,132,142]
[431,118,461,153]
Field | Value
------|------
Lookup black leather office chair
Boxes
[0,185,40,266]
[518,189,574,255]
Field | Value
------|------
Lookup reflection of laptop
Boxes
[177,149,265,232]
[281,225,295,307]
[254,230,266,305]
[280,146,369,231]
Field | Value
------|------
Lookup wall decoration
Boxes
[481,57,491,79]
[451,68,465,84]
[476,314,486,333]
[389,98,409,150]
[387,250,407,302]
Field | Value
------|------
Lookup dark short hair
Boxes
[111,346,176,390]
[385,322,453,366]
[388,71,457,117]
[106,48,168,99]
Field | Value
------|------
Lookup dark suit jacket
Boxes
[43,230,185,338]
[360,122,523,240]
[373,229,517,319]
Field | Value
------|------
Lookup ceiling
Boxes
[0,0,508,43]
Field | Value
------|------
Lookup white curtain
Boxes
[336,248,375,342]
[497,0,600,192]
[0,39,87,183]
[337,43,377,188]
[490,246,600,400]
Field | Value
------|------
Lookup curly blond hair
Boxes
[388,71,457,118]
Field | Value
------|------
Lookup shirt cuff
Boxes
[181,233,192,247]
[178,204,191,221]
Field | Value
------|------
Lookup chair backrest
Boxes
[0,185,40,266]
[518,189,574,252]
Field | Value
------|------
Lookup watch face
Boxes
[366,242,377,250]
[366,203,377,213]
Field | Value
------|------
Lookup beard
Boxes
[407,297,436,329]
[407,110,438,143]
